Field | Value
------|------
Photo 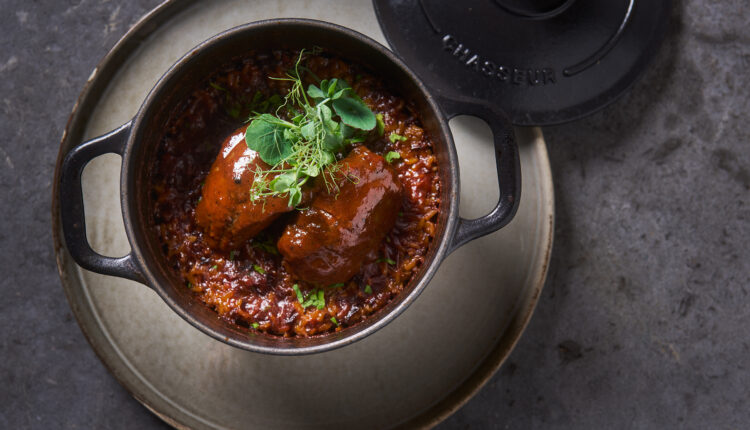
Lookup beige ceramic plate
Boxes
[52,0,554,428]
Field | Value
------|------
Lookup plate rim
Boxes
[50,1,554,428]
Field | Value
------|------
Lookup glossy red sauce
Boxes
[150,50,441,336]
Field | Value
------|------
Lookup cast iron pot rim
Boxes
[120,18,461,355]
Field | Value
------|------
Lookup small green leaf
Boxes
[211,265,218,270]
[329,283,344,289]
[251,322,260,329]
[364,285,372,294]
[385,151,401,163]
[283,128,296,142]
[330,316,339,326]
[322,128,344,152]
[389,133,407,143]
[377,258,396,265]
[376,113,385,136]
[318,79,330,93]
[300,122,316,140]
[332,97,376,131]
[270,171,297,193]
[288,186,303,207]
[253,265,265,274]
[307,84,326,100]
[320,151,335,165]
[331,88,348,99]
[304,164,320,177]
[340,123,355,139]
[326,79,339,97]
[245,114,295,165]
[318,103,334,123]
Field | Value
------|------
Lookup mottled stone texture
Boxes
[0,1,747,429]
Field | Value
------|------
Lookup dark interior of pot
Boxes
[124,20,457,353]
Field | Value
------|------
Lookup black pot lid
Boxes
[373,0,671,126]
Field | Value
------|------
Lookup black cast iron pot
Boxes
[58,19,520,355]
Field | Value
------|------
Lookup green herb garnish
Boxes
[385,151,400,163]
[377,258,396,265]
[364,285,372,294]
[330,316,339,326]
[229,250,238,261]
[303,289,326,309]
[251,322,260,329]
[292,285,326,310]
[211,265,218,270]
[209,81,226,91]
[245,50,377,207]
[303,289,326,310]
[252,238,279,255]
[389,133,407,143]
[293,284,304,303]
[329,283,344,289]
[376,113,385,136]
[253,265,266,274]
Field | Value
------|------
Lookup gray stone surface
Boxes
[0,0,747,428]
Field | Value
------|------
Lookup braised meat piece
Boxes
[278,146,402,285]
[195,125,293,250]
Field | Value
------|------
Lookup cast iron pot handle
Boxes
[59,121,146,284]
[439,95,521,255]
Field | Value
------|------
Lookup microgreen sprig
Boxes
[245,50,377,207]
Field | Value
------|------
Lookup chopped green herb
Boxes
[197,196,202,202]
[385,151,401,163]
[364,285,372,294]
[329,283,345,289]
[292,284,326,309]
[330,316,339,326]
[376,113,385,136]
[389,133,407,143]
[253,265,266,274]
[209,82,226,91]
[252,239,279,255]
[251,322,260,329]
[245,50,378,207]
[211,265,218,270]
[293,284,327,310]
[377,258,396,265]
[187,282,193,289]
[293,284,304,303]
[229,250,238,261]
[299,288,326,310]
